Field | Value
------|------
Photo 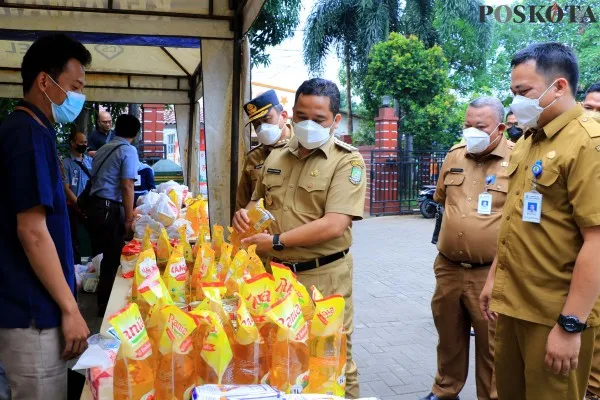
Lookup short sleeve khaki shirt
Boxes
[491,105,600,327]
[235,127,291,210]
[251,136,366,262]
[434,137,512,264]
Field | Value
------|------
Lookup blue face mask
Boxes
[44,75,86,124]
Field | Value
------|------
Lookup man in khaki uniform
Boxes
[420,97,510,400]
[233,78,366,399]
[480,42,600,400]
[582,82,600,400]
[236,90,292,210]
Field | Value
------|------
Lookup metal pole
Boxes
[229,4,243,219]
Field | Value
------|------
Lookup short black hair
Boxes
[585,82,600,97]
[511,42,579,95]
[21,34,92,95]
[506,111,513,120]
[68,129,82,143]
[115,114,141,138]
[295,78,340,115]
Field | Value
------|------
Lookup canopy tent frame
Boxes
[0,0,263,227]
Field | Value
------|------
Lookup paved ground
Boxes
[352,215,478,400]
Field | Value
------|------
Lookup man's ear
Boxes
[497,123,506,136]
[37,72,50,94]
[280,110,288,122]
[332,113,342,130]
[555,77,569,96]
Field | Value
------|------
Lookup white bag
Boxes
[134,215,165,241]
[134,203,152,216]
[151,193,179,227]
[166,218,195,241]
[157,180,179,194]
[136,191,160,207]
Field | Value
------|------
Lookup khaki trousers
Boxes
[0,326,66,400]
[431,253,497,400]
[495,314,597,400]
[587,332,600,397]
[297,252,359,399]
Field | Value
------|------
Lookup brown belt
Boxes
[273,249,349,273]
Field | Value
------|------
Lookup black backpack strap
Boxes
[73,159,92,179]
[92,144,126,180]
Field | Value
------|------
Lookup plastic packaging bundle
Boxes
[155,305,198,400]
[266,291,310,394]
[151,193,179,227]
[163,244,189,304]
[109,303,155,400]
[120,240,141,279]
[73,334,120,400]
[229,199,274,252]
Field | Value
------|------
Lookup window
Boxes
[166,133,175,155]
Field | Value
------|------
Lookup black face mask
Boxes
[507,126,523,141]
[74,144,88,154]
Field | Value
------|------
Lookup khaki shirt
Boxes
[490,105,600,327]
[251,136,366,261]
[434,137,512,264]
[235,125,292,210]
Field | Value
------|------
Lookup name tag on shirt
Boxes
[71,169,79,187]
[523,191,542,224]
[478,193,492,215]
[134,174,141,186]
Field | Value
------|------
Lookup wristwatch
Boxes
[557,314,587,333]
[272,234,285,251]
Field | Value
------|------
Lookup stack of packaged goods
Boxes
[79,194,351,400]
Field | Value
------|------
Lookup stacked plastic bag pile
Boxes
[76,198,353,400]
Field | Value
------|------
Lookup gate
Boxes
[369,149,447,216]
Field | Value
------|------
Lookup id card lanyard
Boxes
[522,160,543,224]
[477,175,495,215]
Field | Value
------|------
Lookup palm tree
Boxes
[303,0,399,135]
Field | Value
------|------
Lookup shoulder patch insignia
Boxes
[248,144,263,154]
[349,161,363,185]
[334,138,358,152]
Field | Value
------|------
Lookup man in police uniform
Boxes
[236,90,292,210]
[62,130,93,265]
[480,42,600,400]
[232,78,366,399]
[420,97,511,400]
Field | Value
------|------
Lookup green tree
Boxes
[400,0,491,93]
[481,0,594,101]
[362,33,464,150]
[248,0,302,67]
[303,0,399,135]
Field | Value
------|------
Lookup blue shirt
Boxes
[63,153,93,197]
[88,128,114,151]
[91,137,138,203]
[0,101,75,329]
[134,163,156,204]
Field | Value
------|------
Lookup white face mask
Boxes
[462,125,499,154]
[510,80,560,129]
[256,121,282,145]
[293,119,335,149]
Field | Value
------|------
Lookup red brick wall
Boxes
[359,146,375,214]
[143,104,165,158]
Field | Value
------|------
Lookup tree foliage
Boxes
[248,0,302,67]
[480,0,598,102]
[362,33,463,150]
[303,0,399,134]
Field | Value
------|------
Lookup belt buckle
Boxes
[460,262,473,269]
[288,262,299,273]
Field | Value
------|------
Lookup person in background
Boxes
[233,78,366,399]
[584,81,600,400]
[505,111,523,142]
[420,97,511,400]
[480,42,600,400]
[235,90,292,210]
[87,110,114,156]
[134,161,156,205]
[62,130,93,265]
[87,114,140,316]
[0,33,91,399]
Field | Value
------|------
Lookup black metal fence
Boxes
[369,149,447,216]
